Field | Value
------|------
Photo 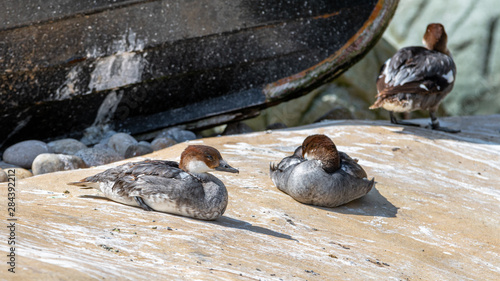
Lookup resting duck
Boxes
[270,134,374,207]
[68,145,238,220]
[369,23,459,133]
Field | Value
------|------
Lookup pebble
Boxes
[3,168,33,179]
[0,161,18,169]
[32,153,87,175]
[97,130,117,145]
[138,141,153,150]
[47,138,87,155]
[92,143,110,151]
[2,140,49,168]
[124,144,154,158]
[0,169,7,182]
[155,128,196,143]
[151,137,177,151]
[75,147,123,167]
[108,133,138,157]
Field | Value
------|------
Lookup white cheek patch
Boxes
[187,160,211,173]
[443,70,454,83]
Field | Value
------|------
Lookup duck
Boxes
[68,145,238,220]
[369,23,460,133]
[270,134,374,207]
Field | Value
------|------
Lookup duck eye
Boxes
[206,155,214,161]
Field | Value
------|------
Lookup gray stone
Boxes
[2,140,49,168]
[75,147,123,167]
[47,138,87,155]
[138,141,153,150]
[155,128,196,143]
[0,169,7,182]
[97,130,118,145]
[124,144,154,158]
[0,161,18,169]
[80,124,116,146]
[151,137,177,151]
[32,153,88,175]
[108,133,138,157]
[92,143,109,151]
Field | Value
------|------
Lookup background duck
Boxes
[270,134,374,208]
[68,145,238,220]
[369,23,459,133]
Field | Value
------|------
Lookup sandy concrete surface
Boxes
[1,115,499,280]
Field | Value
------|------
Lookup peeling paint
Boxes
[54,65,82,101]
[88,52,145,92]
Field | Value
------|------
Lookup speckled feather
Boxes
[371,47,456,112]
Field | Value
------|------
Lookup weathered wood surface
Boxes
[0,0,398,149]
[1,115,499,280]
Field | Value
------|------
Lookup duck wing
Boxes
[81,160,182,183]
[270,151,305,189]
[119,174,205,206]
[339,152,368,179]
[376,47,456,99]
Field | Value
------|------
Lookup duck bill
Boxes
[215,160,239,173]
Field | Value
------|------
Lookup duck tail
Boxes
[369,103,381,110]
[67,181,100,190]
[368,177,376,190]
[269,162,277,172]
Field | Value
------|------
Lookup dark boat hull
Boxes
[0,0,398,148]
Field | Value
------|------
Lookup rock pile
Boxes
[0,128,196,181]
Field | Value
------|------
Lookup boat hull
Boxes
[0,0,398,148]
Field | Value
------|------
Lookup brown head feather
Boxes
[179,145,222,171]
[423,23,448,54]
[301,134,340,173]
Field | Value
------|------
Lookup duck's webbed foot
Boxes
[134,196,154,211]
[428,111,461,133]
[389,112,421,127]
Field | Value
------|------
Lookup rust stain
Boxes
[312,11,340,20]
[65,56,87,65]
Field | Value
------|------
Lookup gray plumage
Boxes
[68,145,238,220]
[370,23,459,133]
[270,151,374,208]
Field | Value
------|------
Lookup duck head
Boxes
[423,23,449,54]
[301,134,340,173]
[179,145,239,174]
